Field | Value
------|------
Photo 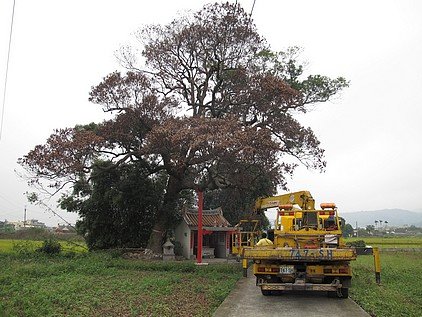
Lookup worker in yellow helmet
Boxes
[256,232,273,246]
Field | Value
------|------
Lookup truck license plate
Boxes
[280,265,294,274]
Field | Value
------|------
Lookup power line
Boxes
[0,0,16,141]
[35,199,77,230]
[250,0,257,17]
[0,192,21,209]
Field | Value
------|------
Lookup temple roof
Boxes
[183,207,232,229]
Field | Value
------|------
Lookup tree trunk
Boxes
[147,215,167,254]
[147,175,182,254]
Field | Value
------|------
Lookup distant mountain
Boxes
[341,209,422,228]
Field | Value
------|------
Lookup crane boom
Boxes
[254,190,315,212]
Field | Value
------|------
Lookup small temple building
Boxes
[174,207,233,259]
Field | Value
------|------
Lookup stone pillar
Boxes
[162,239,175,261]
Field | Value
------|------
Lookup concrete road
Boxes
[213,270,369,317]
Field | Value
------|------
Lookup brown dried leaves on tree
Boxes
[19,3,348,252]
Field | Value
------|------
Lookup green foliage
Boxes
[365,224,375,235]
[61,160,166,250]
[346,239,366,248]
[351,251,422,317]
[0,222,15,233]
[342,223,354,237]
[36,238,62,255]
[254,46,349,108]
[0,252,242,317]
[204,169,276,227]
[12,240,38,255]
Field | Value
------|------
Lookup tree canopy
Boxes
[19,3,348,253]
[60,160,166,250]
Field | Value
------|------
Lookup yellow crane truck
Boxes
[242,191,358,298]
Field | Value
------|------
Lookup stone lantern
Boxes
[162,239,175,261]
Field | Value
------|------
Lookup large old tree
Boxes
[19,3,348,253]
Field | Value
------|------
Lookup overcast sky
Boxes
[0,0,421,227]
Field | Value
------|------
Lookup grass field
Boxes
[346,236,422,316]
[346,236,422,248]
[0,239,87,254]
[1,237,421,316]
[350,250,422,317]
[0,252,241,317]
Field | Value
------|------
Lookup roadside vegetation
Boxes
[0,251,241,317]
[1,235,422,316]
[350,250,422,317]
[345,237,422,316]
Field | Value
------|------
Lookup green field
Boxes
[346,236,422,316]
[1,237,421,316]
[0,252,241,317]
[0,239,87,254]
[346,236,422,248]
[351,250,422,317]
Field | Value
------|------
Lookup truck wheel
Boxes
[261,289,271,296]
[339,288,349,298]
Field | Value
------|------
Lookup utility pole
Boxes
[23,205,27,227]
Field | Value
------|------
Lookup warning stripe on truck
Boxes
[242,247,357,261]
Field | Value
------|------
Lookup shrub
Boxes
[37,239,62,255]
[346,239,366,248]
